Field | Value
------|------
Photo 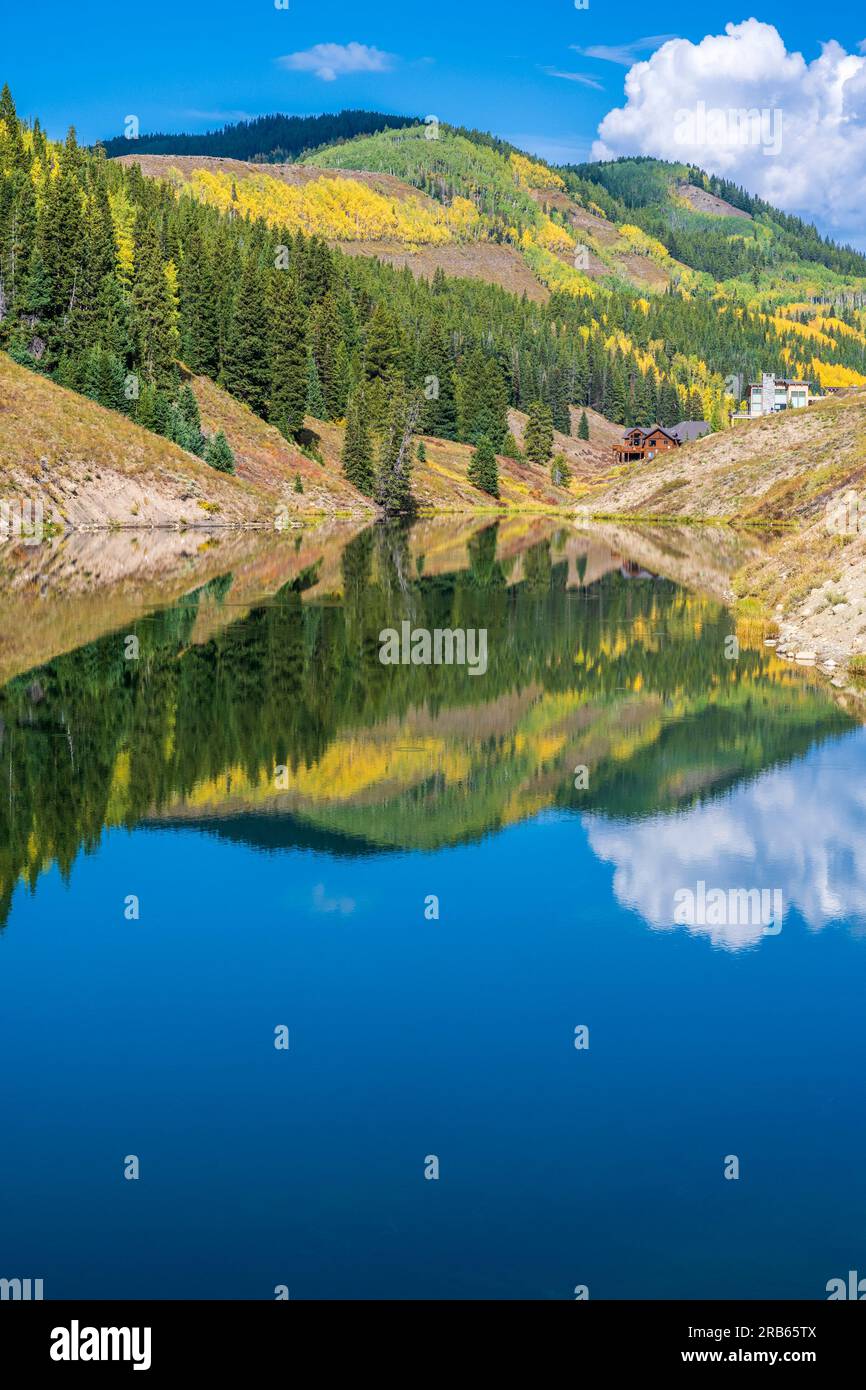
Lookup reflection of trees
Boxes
[0,523,853,923]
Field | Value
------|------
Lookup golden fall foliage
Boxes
[181,168,483,246]
[509,152,565,191]
[808,358,866,388]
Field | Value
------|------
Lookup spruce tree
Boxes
[179,228,220,375]
[222,253,270,414]
[419,320,457,439]
[524,401,554,464]
[268,271,308,438]
[577,409,589,440]
[305,352,328,419]
[501,431,522,459]
[551,453,571,488]
[38,129,84,348]
[468,435,500,498]
[205,431,235,473]
[659,380,680,427]
[456,347,509,449]
[341,388,375,495]
[376,385,419,514]
[364,302,405,383]
[131,222,179,391]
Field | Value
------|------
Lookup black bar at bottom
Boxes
[0,1299,860,1375]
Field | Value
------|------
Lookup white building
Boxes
[746,374,809,418]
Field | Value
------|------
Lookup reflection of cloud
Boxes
[312,883,356,915]
[585,732,866,950]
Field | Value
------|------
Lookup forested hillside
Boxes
[3,85,866,519]
[564,157,866,322]
[98,110,418,163]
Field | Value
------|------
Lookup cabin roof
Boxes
[669,420,710,442]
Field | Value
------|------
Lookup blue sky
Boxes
[4,3,866,240]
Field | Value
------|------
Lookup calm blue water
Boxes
[2,527,865,1299]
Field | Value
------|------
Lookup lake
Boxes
[1,517,864,1300]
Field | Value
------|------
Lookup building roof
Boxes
[669,420,710,442]
[620,424,679,442]
[748,378,809,389]
[620,422,710,443]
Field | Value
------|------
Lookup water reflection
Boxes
[0,518,855,934]
[587,729,866,949]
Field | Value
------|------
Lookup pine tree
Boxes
[551,452,571,488]
[38,128,85,345]
[577,409,589,440]
[179,227,220,375]
[293,473,304,493]
[659,380,680,427]
[456,348,509,449]
[363,302,405,382]
[205,431,235,473]
[341,388,375,495]
[308,290,346,418]
[607,364,628,425]
[524,400,554,464]
[376,385,420,514]
[267,271,308,438]
[548,366,570,433]
[222,253,269,414]
[0,84,27,172]
[416,439,427,462]
[305,352,328,418]
[468,435,500,498]
[131,222,179,391]
[500,431,522,459]
[418,320,457,439]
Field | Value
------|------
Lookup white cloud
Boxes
[573,35,676,66]
[592,20,866,246]
[545,68,605,90]
[277,42,395,83]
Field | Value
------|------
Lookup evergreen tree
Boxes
[308,290,347,418]
[659,380,680,427]
[38,127,84,340]
[341,388,375,495]
[524,400,554,464]
[131,222,179,391]
[222,253,269,413]
[548,365,570,433]
[205,430,235,472]
[376,385,419,514]
[456,348,509,449]
[363,302,405,382]
[305,352,328,418]
[468,434,500,498]
[418,320,457,439]
[179,227,220,374]
[500,431,522,459]
[267,271,308,438]
[577,409,589,440]
[551,452,571,488]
